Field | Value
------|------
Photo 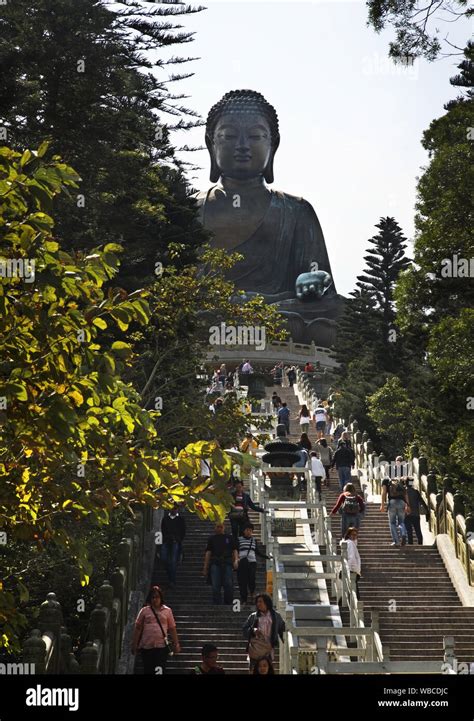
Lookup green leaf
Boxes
[5,382,28,401]
[92,317,107,330]
[37,141,50,158]
[20,150,32,167]
[17,581,30,604]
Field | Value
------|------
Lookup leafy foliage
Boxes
[0,0,208,286]
[367,1,473,61]
[0,147,233,652]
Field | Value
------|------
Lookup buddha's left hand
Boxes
[295,271,332,300]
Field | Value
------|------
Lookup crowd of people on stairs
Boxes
[132,365,430,674]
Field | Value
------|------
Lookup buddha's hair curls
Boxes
[206,89,280,146]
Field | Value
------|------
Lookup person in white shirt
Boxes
[241,360,254,374]
[313,404,327,439]
[310,451,326,501]
[340,527,361,600]
[298,404,311,433]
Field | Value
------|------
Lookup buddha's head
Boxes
[206,89,280,183]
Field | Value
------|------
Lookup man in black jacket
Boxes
[161,504,186,588]
[331,441,356,492]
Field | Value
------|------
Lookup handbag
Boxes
[248,634,272,660]
[150,606,173,657]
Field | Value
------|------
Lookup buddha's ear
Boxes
[206,133,221,183]
[264,137,280,184]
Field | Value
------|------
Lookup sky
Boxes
[151,0,470,296]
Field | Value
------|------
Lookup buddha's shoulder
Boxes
[271,189,317,215]
[192,186,316,214]
[192,186,225,206]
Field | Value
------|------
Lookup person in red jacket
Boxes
[330,483,365,536]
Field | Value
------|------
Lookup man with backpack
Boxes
[381,476,410,546]
[330,482,365,536]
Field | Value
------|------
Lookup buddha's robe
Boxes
[196,185,336,302]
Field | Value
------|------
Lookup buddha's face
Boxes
[212,112,273,180]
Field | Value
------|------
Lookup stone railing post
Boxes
[80,641,99,674]
[98,580,115,672]
[465,516,474,586]
[117,537,132,615]
[39,592,63,673]
[418,456,429,478]
[89,603,108,673]
[60,627,80,674]
[23,629,46,675]
[123,521,138,589]
[111,566,125,641]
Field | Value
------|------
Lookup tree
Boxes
[0,0,208,286]
[128,245,287,451]
[387,52,473,502]
[367,1,473,61]
[333,218,412,436]
[0,146,232,653]
[356,216,411,364]
[367,376,418,458]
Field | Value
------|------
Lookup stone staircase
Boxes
[326,481,474,664]
[135,381,474,673]
[277,384,474,665]
[279,388,474,663]
[134,505,269,674]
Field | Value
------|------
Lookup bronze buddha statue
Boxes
[195,89,343,347]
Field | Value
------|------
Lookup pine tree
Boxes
[449,41,474,98]
[333,218,412,440]
[356,217,411,353]
[0,0,207,287]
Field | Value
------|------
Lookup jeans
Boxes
[141,647,169,675]
[237,558,257,601]
[160,541,180,584]
[210,562,234,604]
[337,466,352,491]
[388,499,407,544]
[405,514,423,545]
[342,512,361,536]
[279,420,290,434]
